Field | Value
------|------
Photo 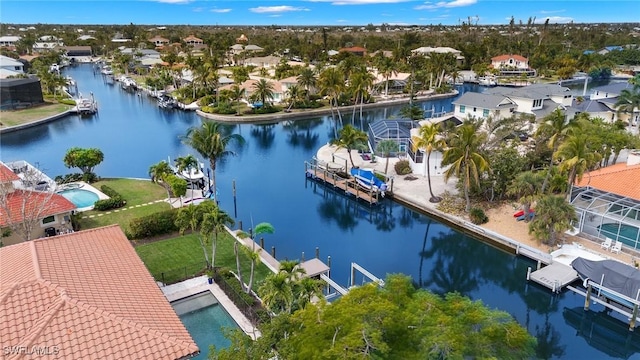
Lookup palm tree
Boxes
[297,66,317,103]
[376,139,399,174]
[259,271,294,314]
[148,160,173,200]
[286,84,301,110]
[278,260,306,282]
[200,202,234,270]
[555,133,601,191]
[241,246,262,293]
[535,109,580,193]
[441,124,490,212]
[242,222,274,293]
[414,123,445,202]
[614,88,640,129]
[528,195,577,246]
[182,122,245,201]
[174,155,199,193]
[318,67,345,126]
[349,67,375,126]
[507,171,544,222]
[330,124,369,168]
[294,277,325,311]
[375,54,398,97]
[252,78,275,107]
[175,204,210,266]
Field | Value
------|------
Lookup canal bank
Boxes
[0,108,73,134]
[197,91,458,123]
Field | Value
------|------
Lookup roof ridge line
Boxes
[29,241,42,279]
[0,282,20,307]
[7,289,66,360]
[63,293,197,352]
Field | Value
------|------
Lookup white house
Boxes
[0,55,25,78]
[490,54,536,76]
[33,35,63,52]
[485,84,573,119]
[452,92,517,120]
[578,82,640,125]
[244,55,282,68]
[412,46,465,66]
[148,35,170,48]
[0,35,21,49]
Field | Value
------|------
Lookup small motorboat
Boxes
[350,168,388,195]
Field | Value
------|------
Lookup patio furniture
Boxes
[600,238,612,250]
[610,240,622,254]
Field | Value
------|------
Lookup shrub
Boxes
[55,173,84,184]
[469,207,489,225]
[59,99,76,106]
[128,209,179,239]
[394,160,412,175]
[200,105,215,113]
[198,95,216,107]
[100,185,120,198]
[82,172,98,183]
[93,196,126,211]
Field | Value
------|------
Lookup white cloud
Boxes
[414,0,476,10]
[249,5,309,13]
[336,19,349,22]
[211,8,232,13]
[310,0,408,5]
[539,9,565,14]
[536,16,573,24]
[154,0,193,4]
[269,14,282,17]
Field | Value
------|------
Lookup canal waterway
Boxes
[1,64,637,359]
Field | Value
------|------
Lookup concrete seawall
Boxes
[0,109,73,134]
[197,91,459,123]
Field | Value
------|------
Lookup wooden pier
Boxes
[304,160,381,205]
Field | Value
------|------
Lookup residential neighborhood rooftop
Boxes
[0,225,199,359]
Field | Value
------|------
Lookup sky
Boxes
[0,0,638,26]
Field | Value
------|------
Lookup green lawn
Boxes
[76,178,170,232]
[0,103,71,128]
[136,232,273,288]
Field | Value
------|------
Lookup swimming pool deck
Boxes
[162,276,261,340]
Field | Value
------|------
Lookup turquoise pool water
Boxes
[173,292,239,358]
[599,223,640,247]
[57,189,99,208]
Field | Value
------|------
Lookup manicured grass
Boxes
[0,103,72,127]
[76,178,170,232]
[136,232,272,288]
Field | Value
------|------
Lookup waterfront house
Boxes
[63,45,93,57]
[244,55,282,68]
[0,161,75,246]
[452,92,517,121]
[219,78,284,104]
[32,35,64,53]
[339,46,367,57]
[485,84,573,119]
[490,54,536,77]
[581,82,640,125]
[570,150,640,251]
[0,225,199,359]
[183,35,205,50]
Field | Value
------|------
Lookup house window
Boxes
[483,109,489,117]
[533,99,542,108]
[460,105,465,113]
[473,107,477,112]
[42,215,55,225]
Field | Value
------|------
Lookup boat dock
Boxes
[527,262,579,293]
[304,160,382,205]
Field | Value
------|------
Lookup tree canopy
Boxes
[212,274,536,360]
[63,147,104,175]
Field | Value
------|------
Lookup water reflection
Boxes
[250,124,276,152]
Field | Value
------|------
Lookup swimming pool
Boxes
[172,291,239,358]
[57,188,99,209]
[598,223,640,248]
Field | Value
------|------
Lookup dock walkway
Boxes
[304,160,381,205]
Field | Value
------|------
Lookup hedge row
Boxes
[93,185,126,211]
[128,209,179,239]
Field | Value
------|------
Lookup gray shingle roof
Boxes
[452,92,514,109]
[591,81,634,95]
[486,83,571,100]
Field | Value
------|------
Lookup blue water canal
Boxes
[1,64,638,359]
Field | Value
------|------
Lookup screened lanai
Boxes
[368,120,414,156]
[570,186,640,250]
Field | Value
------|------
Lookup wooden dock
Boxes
[527,262,579,293]
[305,161,381,205]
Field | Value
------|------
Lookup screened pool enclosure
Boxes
[570,186,640,250]
[368,120,414,156]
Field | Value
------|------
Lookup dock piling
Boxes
[271,246,276,258]
[526,267,531,281]
[315,247,319,259]
[584,284,592,310]
[260,237,264,249]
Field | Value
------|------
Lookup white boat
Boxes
[477,76,497,86]
[119,76,138,90]
[350,167,388,196]
[100,66,113,75]
[168,156,205,181]
[74,93,98,115]
[550,243,606,266]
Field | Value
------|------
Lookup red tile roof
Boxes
[0,225,199,359]
[575,163,640,200]
[0,190,76,227]
[491,54,528,62]
[339,46,367,53]
[0,162,19,183]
